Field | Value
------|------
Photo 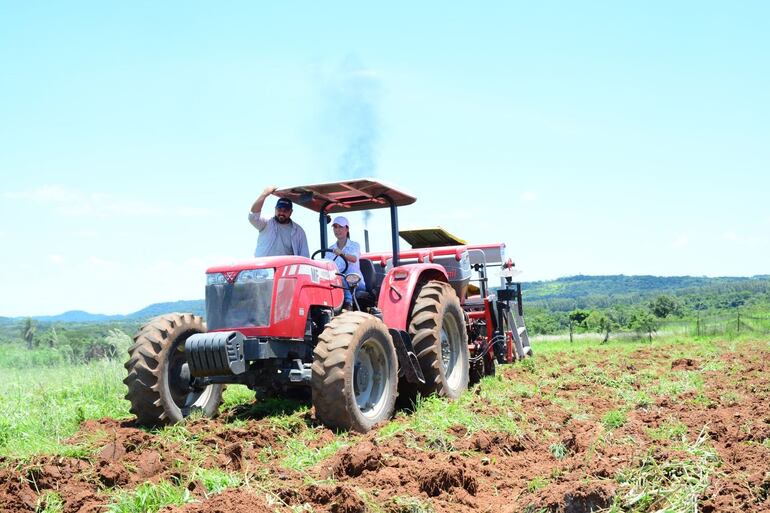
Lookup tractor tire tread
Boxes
[406,280,470,400]
[312,312,397,432]
[123,313,221,427]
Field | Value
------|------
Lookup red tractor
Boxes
[124,179,531,432]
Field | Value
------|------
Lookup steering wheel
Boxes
[311,248,349,274]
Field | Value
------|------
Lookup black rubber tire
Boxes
[408,281,470,399]
[311,311,398,432]
[124,313,223,426]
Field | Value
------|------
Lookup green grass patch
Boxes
[0,344,75,368]
[380,389,524,449]
[618,389,653,409]
[602,409,628,430]
[280,429,349,472]
[220,384,256,411]
[549,442,568,460]
[35,491,65,513]
[0,360,129,458]
[652,370,704,399]
[646,420,688,442]
[611,429,720,513]
[107,481,193,513]
[527,476,550,493]
[192,468,243,495]
[385,495,436,513]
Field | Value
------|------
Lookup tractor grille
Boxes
[205,279,273,331]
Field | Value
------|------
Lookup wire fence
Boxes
[660,312,770,338]
[531,311,770,344]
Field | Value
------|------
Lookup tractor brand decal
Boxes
[294,265,334,283]
[223,271,239,284]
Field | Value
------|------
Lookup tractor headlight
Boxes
[236,268,274,283]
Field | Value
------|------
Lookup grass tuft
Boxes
[35,491,64,513]
[280,430,349,472]
[602,409,628,430]
[646,420,688,441]
[192,467,243,496]
[386,495,436,513]
[613,429,720,513]
[107,481,193,513]
[549,442,568,460]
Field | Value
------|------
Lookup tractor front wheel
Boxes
[124,313,223,426]
[312,311,398,432]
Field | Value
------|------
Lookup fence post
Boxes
[737,310,741,334]
[696,311,700,337]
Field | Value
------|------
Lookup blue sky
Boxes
[1,2,768,316]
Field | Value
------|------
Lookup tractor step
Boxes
[389,329,425,384]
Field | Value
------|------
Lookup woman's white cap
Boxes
[332,216,349,227]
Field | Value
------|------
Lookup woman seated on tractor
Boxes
[325,216,366,309]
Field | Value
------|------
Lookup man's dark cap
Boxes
[276,198,292,210]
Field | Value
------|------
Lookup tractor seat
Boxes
[357,258,379,308]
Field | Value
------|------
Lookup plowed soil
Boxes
[1,339,768,512]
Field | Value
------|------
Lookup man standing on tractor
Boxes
[249,185,309,257]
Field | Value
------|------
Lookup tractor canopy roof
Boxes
[274,178,416,214]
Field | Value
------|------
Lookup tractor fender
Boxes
[377,263,448,331]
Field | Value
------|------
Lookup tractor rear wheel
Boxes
[124,313,223,426]
[407,281,470,400]
[312,311,398,432]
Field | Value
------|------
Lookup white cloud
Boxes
[147,257,212,274]
[70,229,98,238]
[671,234,689,248]
[4,185,81,203]
[173,206,212,217]
[721,231,768,247]
[519,191,538,203]
[87,256,120,271]
[336,67,381,80]
[49,255,64,264]
[5,185,211,218]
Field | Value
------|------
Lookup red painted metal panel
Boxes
[377,263,447,331]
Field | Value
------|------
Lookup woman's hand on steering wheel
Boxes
[310,248,349,274]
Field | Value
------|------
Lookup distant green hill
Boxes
[128,300,205,320]
[3,274,769,324]
[0,300,206,325]
[522,274,770,312]
[523,275,751,300]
